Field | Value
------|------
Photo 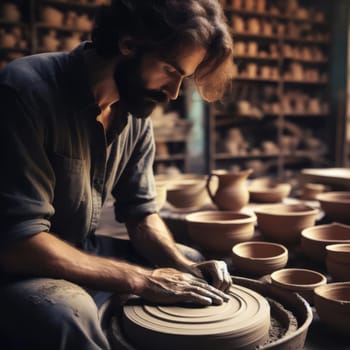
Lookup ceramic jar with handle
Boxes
[206,168,252,211]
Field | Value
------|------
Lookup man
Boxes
[0,0,234,349]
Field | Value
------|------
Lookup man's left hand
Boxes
[187,260,232,292]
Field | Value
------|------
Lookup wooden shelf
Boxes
[155,154,186,162]
[215,153,280,160]
[0,47,30,54]
[235,76,280,83]
[235,55,280,62]
[34,23,92,33]
[233,32,280,41]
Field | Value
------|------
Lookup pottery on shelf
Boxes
[122,284,270,350]
[301,223,350,262]
[316,191,350,224]
[254,204,318,245]
[326,244,350,282]
[314,282,350,335]
[270,268,327,305]
[206,168,252,211]
[186,211,256,253]
[41,6,64,26]
[248,178,292,203]
[232,241,288,276]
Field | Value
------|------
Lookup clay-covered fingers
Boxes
[187,278,230,304]
[190,260,232,292]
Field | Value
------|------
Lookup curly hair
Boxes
[92,0,234,102]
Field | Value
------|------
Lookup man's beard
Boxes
[114,53,169,119]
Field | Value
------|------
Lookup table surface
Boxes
[96,198,350,350]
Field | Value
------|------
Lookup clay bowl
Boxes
[314,282,350,334]
[316,191,350,223]
[155,174,208,209]
[232,241,288,276]
[326,244,350,281]
[270,268,327,305]
[301,223,350,263]
[248,178,291,203]
[254,204,318,245]
[301,183,328,200]
[186,211,256,253]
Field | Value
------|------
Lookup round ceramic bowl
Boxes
[301,183,328,200]
[316,191,350,224]
[232,241,288,276]
[155,174,208,209]
[270,268,327,305]
[326,244,350,282]
[248,178,291,203]
[254,204,318,245]
[186,211,256,253]
[301,223,350,263]
[314,282,350,335]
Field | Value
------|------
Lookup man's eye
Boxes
[164,65,176,74]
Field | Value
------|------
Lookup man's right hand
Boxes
[138,267,231,305]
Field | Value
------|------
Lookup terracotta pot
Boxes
[41,6,64,26]
[186,211,256,253]
[301,183,327,200]
[270,268,327,305]
[248,178,291,203]
[314,282,350,335]
[301,223,350,262]
[255,204,318,245]
[316,191,350,224]
[325,243,350,281]
[206,169,252,211]
[232,241,288,276]
[1,2,21,22]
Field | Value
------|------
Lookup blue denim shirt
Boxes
[0,42,158,250]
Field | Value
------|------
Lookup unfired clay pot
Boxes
[186,211,256,253]
[314,282,350,335]
[316,191,350,224]
[206,168,252,211]
[326,244,350,281]
[248,177,291,203]
[255,204,318,245]
[232,241,288,276]
[270,268,327,305]
[301,223,350,262]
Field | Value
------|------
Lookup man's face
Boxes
[114,46,207,118]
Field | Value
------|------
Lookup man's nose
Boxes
[162,76,182,100]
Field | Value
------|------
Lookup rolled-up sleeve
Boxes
[112,118,158,222]
[0,85,55,250]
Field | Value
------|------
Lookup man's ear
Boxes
[118,36,136,56]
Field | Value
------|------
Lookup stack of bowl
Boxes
[326,244,350,281]
[316,191,350,224]
[301,223,350,263]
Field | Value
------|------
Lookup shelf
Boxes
[40,0,101,11]
[232,32,280,41]
[0,47,30,54]
[215,153,280,160]
[283,37,330,45]
[225,8,327,25]
[34,23,92,33]
[283,57,328,65]
[235,76,280,83]
[283,79,328,85]
[155,154,186,162]
[235,55,280,62]
[0,20,28,28]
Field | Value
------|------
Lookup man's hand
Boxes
[187,260,232,292]
[139,267,230,306]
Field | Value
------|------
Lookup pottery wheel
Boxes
[122,284,270,350]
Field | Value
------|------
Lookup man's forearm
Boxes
[0,232,150,294]
[126,213,194,271]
